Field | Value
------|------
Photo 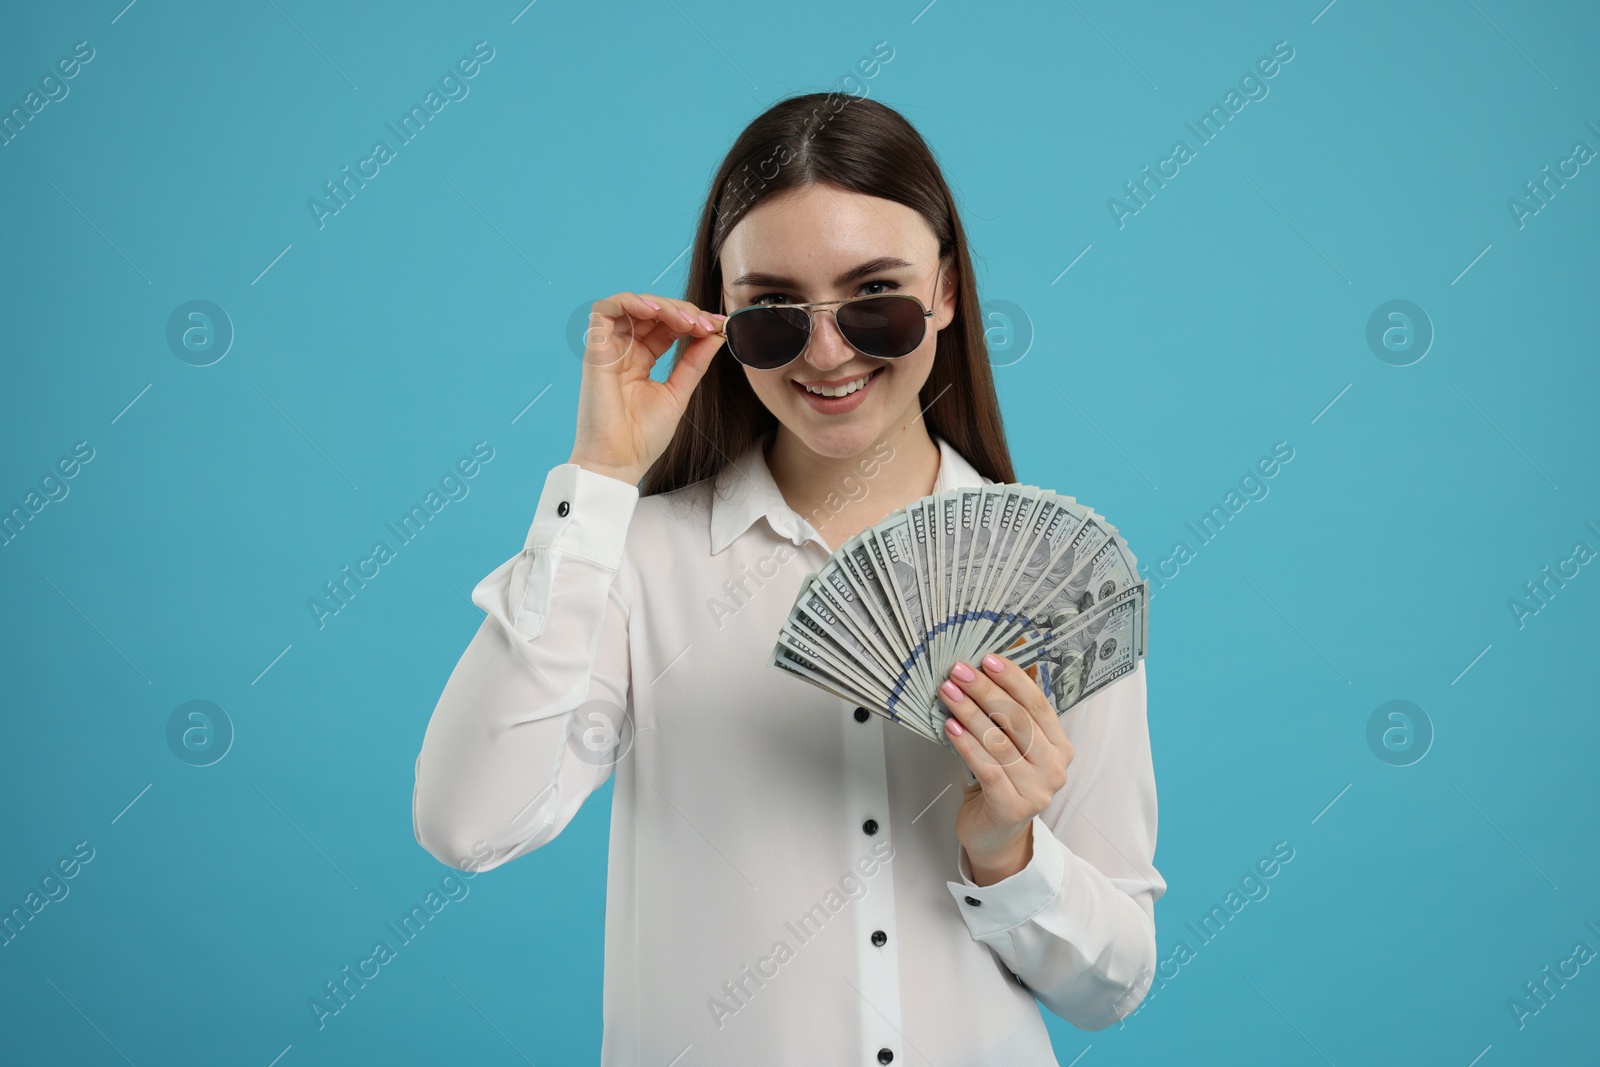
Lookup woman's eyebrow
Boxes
[728,256,916,290]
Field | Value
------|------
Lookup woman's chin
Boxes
[780,416,895,461]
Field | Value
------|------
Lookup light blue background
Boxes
[2,1,1596,1064]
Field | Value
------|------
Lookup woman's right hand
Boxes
[568,292,727,485]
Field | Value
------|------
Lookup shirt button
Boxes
[557,501,569,517]
[964,895,982,906]
[871,929,887,947]
[877,1049,894,1064]
[862,818,878,835]
[853,706,870,723]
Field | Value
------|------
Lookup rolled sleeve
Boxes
[417,462,636,872]
[499,464,639,639]
[525,463,640,566]
[946,816,1066,940]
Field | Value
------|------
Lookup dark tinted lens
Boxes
[836,296,925,359]
[726,305,809,369]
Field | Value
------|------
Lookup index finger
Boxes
[981,651,1072,748]
[638,292,724,335]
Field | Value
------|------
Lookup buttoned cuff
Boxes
[945,816,1066,941]
[524,463,640,570]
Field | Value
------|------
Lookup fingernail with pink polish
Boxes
[940,679,965,702]
[950,661,976,682]
[945,716,965,737]
[982,654,1004,673]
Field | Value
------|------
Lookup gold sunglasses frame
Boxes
[715,271,941,369]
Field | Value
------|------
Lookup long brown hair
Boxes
[639,91,1016,498]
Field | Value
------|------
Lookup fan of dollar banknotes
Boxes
[769,484,1149,751]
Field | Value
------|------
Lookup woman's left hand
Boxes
[938,652,1075,886]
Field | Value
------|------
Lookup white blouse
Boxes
[412,430,1166,1066]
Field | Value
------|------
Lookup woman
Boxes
[413,92,1165,1066]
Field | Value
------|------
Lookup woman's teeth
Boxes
[802,369,878,397]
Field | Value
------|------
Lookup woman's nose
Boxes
[803,310,858,371]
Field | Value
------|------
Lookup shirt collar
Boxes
[708,430,992,555]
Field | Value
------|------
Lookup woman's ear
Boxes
[936,258,959,331]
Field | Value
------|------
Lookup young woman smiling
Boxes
[413,92,1165,1066]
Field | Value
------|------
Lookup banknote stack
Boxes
[770,484,1149,750]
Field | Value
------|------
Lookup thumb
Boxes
[662,330,725,410]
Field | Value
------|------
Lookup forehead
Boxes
[720,184,935,284]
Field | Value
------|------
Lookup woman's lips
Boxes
[792,367,882,414]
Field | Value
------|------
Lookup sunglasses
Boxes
[717,272,941,370]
